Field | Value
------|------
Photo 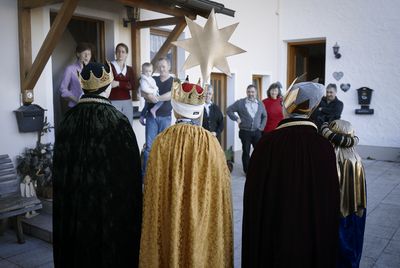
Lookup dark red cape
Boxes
[242,118,340,268]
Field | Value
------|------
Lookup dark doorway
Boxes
[51,14,105,129]
[287,40,326,86]
[50,13,105,62]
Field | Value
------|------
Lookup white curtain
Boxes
[150,34,167,59]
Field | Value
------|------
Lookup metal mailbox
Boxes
[14,104,46,132]
[355,87,374,115]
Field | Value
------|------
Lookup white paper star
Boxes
[172,9,246,83]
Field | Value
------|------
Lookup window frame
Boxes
[150,28,178,75]
[252,75,263,99]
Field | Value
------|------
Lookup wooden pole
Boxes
[22,0,79,91]
[150,19,187,68]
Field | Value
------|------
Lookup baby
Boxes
[140,62,161,120]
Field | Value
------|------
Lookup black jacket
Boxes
[202,103,224,141]
[311,96,344,129]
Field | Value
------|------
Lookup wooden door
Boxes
[51,13,105,129]
[252,75,263,99]
[287,40,325,88]
[210,72,227,150]
[288,46,309,86]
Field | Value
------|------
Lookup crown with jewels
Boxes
[77,62,114,92]
[171,78,205,106]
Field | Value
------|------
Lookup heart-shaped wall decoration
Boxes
[333,71,344,81]
[340,83,351,92]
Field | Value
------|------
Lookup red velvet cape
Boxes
[242,118,340,268]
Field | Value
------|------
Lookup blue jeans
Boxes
[143,114,171,174]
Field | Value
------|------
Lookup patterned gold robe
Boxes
[139,123,233,268]
[321,120,367,268]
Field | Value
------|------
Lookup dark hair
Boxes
[76,42,92,54]
[326,83,337,91]
[267,83,282,98]
[247,84,257,90]
[115,43,129,53]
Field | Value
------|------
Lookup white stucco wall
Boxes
[30,7,55,146]
[178,0,280,151]
[278,0,400,148]
[186,0,400,151]
[0,1,142,160]
[1,0,399,161]
[183,0,400,151]
[0,0,40,160]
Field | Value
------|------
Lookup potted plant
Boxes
[16,118,54,199]
[225,146,234,173]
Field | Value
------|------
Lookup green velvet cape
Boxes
[53,94,142,267]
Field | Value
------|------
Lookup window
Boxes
[150,28,177,75]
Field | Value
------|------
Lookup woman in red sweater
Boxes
[109,43,135,125]
[262,82,284,133]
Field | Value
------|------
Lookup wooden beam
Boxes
[131,23,141,101]
[22,0,79,91]
[135,16,185,29]
[19,0,63,9]
[18,3,32,92]
[115,0,197,19]
[151,19,187,67]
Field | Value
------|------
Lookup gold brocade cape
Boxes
[321,120,367,218]
[139,124,233,268]
[335,146,367,218]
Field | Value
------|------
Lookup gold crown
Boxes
[283,88,312,114]
[283,82,320,116]
[78,62,114,92]
[172,79,205,106]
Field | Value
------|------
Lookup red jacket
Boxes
[262,97,284,132]
[109,64,135,100]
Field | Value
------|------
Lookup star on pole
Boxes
[172,9,246,83]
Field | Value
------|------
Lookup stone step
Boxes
[21,211,52,244]
[40,198,53,215]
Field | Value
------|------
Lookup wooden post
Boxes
[22,0,79,92]
[115,0,199,18]
[135,17,184,29]
[150,19,187,68]
[0,219,7,235]
[131,23,141,101]
[15,215,25,244]
[18,2,32,103]
[19,0,63,9]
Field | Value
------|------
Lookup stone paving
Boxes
[0,159,399,267]
[231,159,400,268]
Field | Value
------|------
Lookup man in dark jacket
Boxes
[311,83,344,129]
[227,85,267,174]
[202,84,224,142]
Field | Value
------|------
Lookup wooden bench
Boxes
[0,154,42,243]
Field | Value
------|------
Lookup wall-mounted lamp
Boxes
[123,6,140,27]
[333,42,341,59]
